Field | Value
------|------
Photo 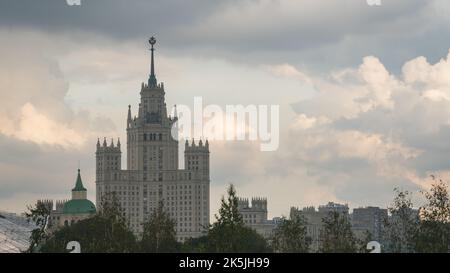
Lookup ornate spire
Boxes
[148,36,157,87]
[127,105,132,128]
[73,169,87,192]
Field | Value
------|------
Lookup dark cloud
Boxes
[1,0,446,72]
[0,0,226,40]
[0,134,96,199]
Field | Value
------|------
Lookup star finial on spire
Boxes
[148,36,157,87]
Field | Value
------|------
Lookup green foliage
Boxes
[206,222,270,253]
[190,184,271,253]
[271,215,310,253]
[415,178,450,253]
[319,211,358,253]
[181,236,210,253]
[216,184,243,226]
[358,230,374,253]
[140,201,179,253]
[382,189,419,253]
[40,193,137,253]
[40,215,138,253]
[24,201,51,253]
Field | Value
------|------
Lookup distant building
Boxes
[318,202,349,215]
[351,206,387,242]
[237,197,279,239]
[95,38,210,241]
[290,202,349,251]
[45,169,96,231]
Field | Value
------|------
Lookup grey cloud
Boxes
[1,0,446,72]
[0,134,96,199]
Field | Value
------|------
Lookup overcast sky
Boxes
[1,0,450,218]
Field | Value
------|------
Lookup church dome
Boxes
[63,199,96,215]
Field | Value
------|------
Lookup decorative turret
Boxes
[251,197,268,210]
[96,137,122,181]
[96,138,121,152]
[72,169,87,200]
[237,197,250,209]
[184,139,210,179]
[37,199,54,212]
[63,169,96,215]
[185,139,210,152]
[127,105,132,129]
[55,200,67,212]
[237,196,269,226]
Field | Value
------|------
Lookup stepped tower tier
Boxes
[126,37,179,172]
[95,37,210,241]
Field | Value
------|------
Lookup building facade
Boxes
[46,169,96,231]
[351,206,387,242]
[95,37,210,241]
[290,202,349,252]
[237,197,279,239]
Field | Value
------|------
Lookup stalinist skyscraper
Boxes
[95,37,210,241]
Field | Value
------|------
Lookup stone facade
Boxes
[290,202,349,251]
[351,206,387,242]
[237,197,279,239]
[95,38,210,241]
[46,169,96,231]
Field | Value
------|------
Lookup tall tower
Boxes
[96,37,210,241]
[126,37,179,174]
[96,137,121,182]
[185,139,210,180]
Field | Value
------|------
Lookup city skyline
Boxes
[3,0,450,220]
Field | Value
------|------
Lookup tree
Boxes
[40,193,137,253]
[319,211,358,253]
[382,189,419,253]
[216,184,243,226]
[358,230,374,253]
[140,201,179,253]
[415,178,450,253]
[271,215,310,253]
[24,200,51,253]
[181,236,209,253]
[201,184,270,253]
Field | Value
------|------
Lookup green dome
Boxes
[63,199,96,215]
